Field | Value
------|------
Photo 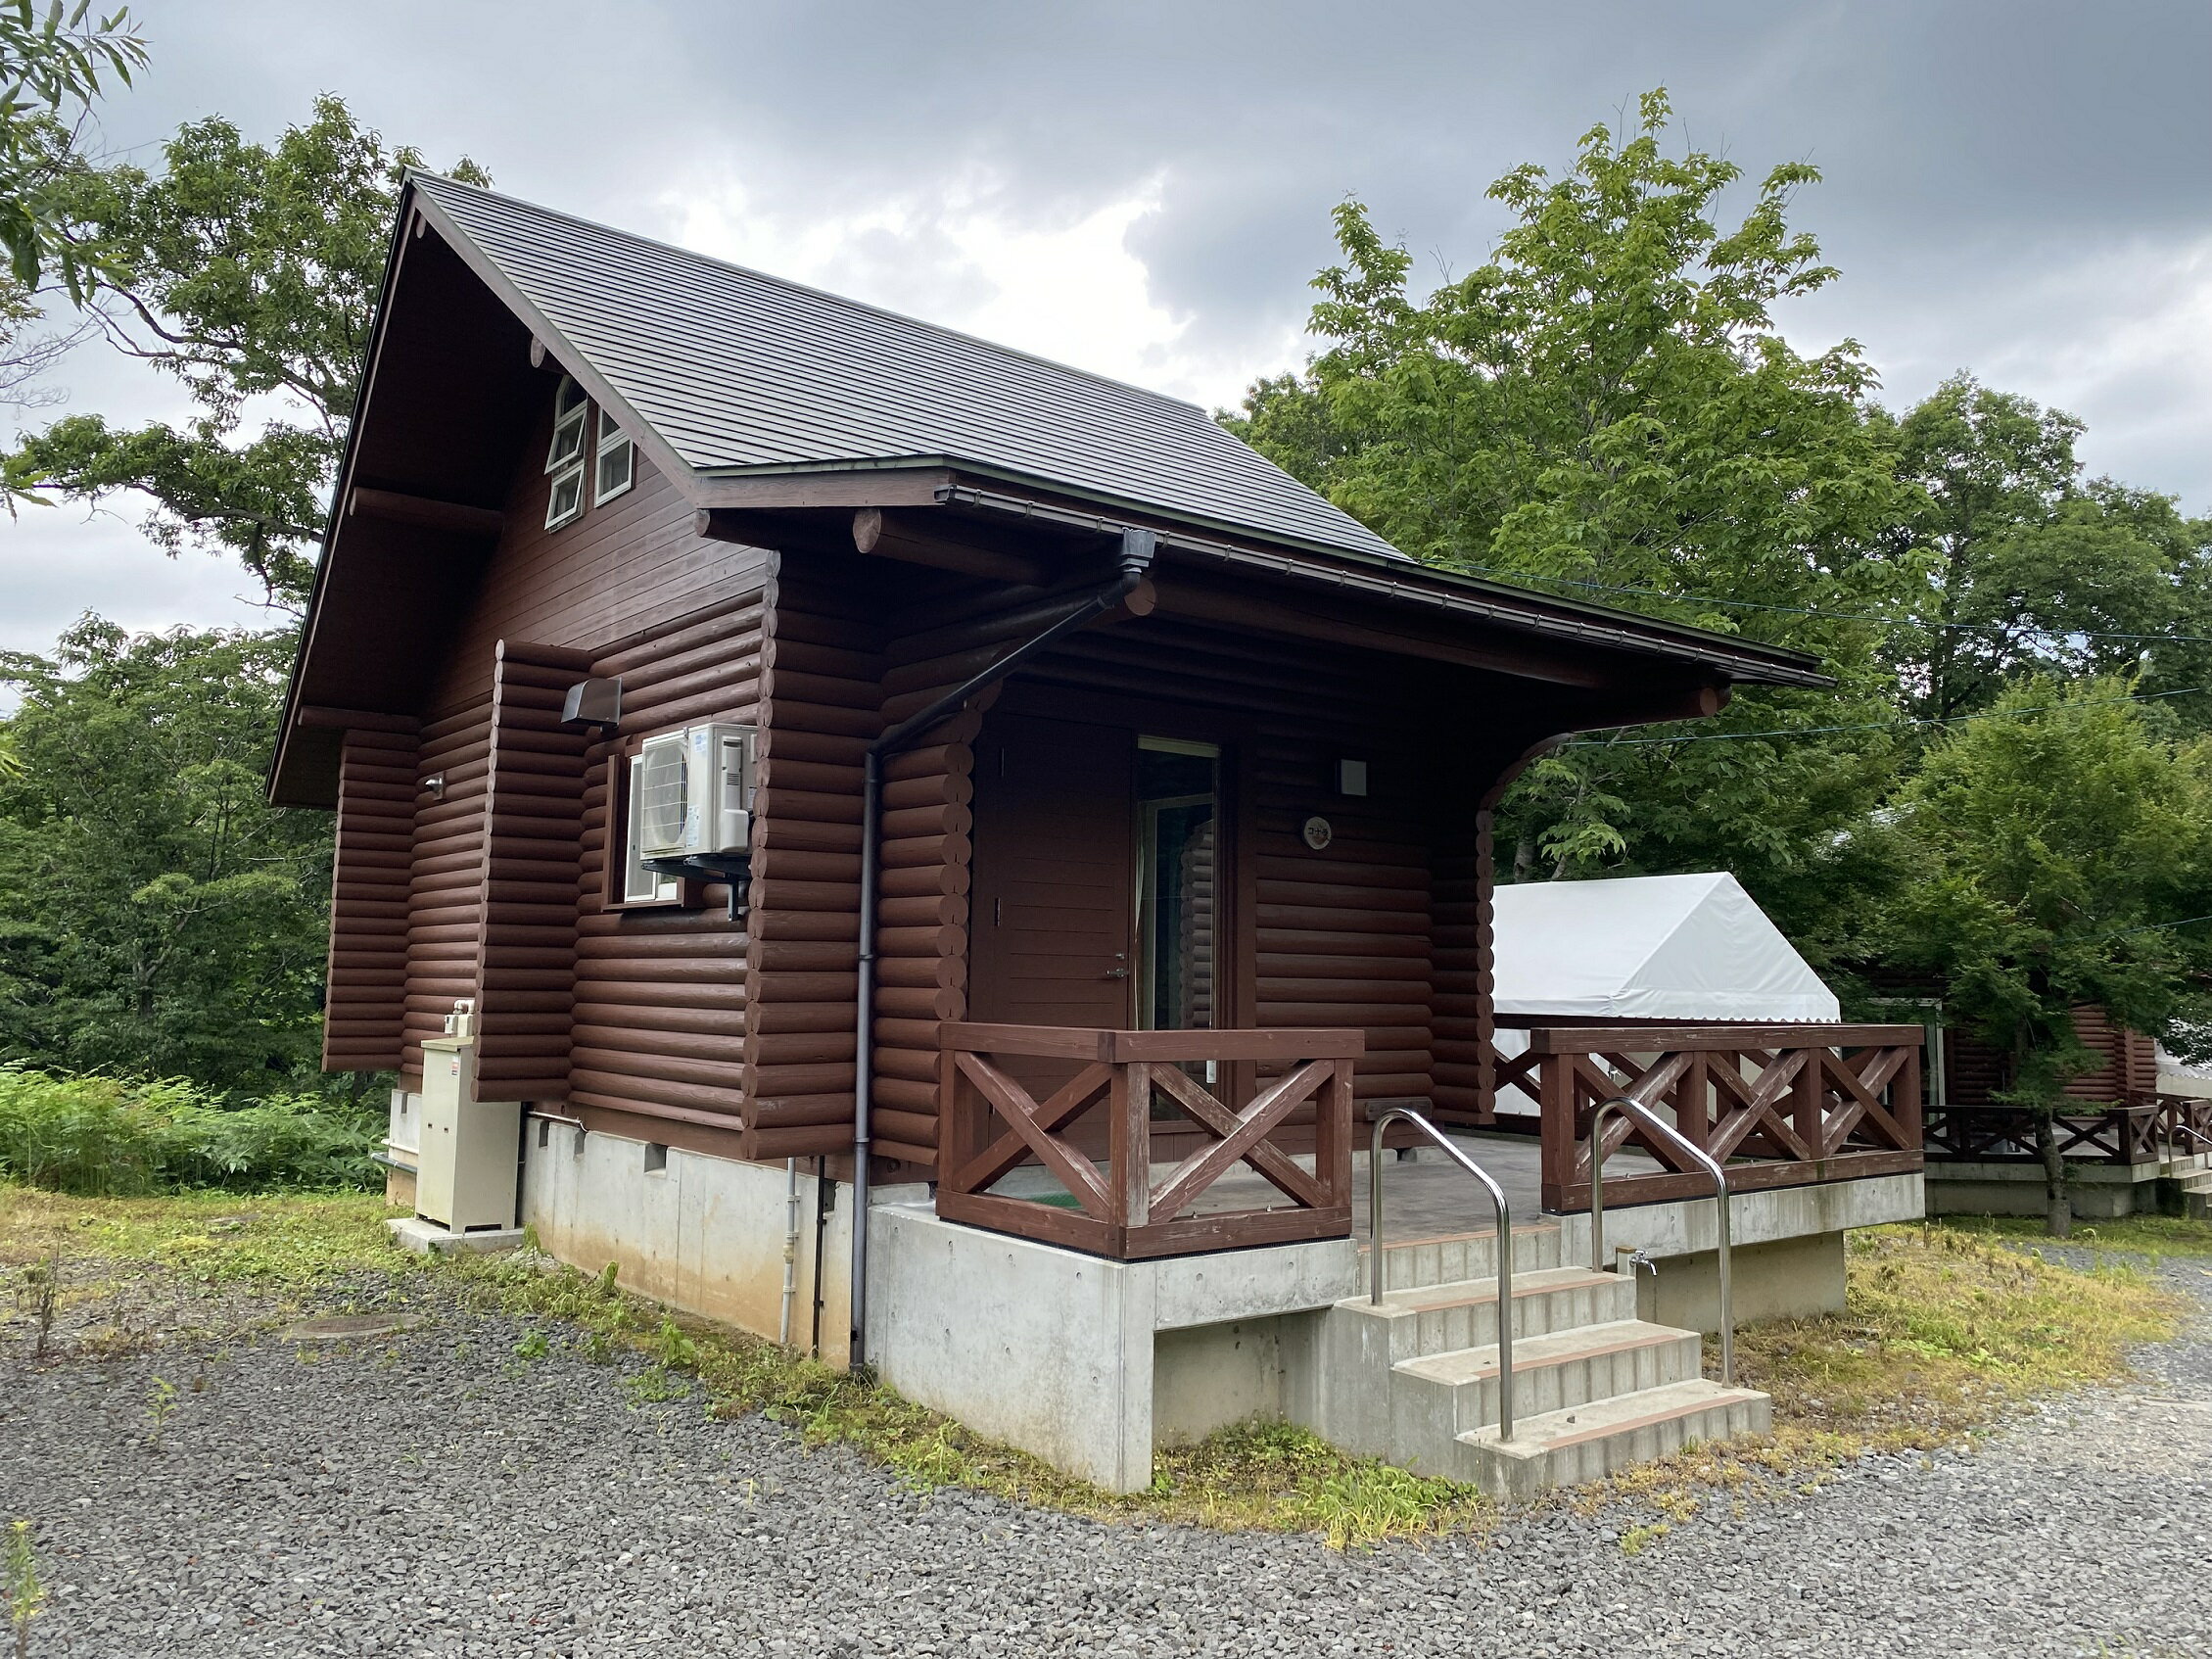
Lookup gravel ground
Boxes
[4,1251,2209,1658]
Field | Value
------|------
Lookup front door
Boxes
[969,716,1229,1134]
[969,714,1137,1044]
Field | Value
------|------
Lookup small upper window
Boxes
[545,376,588,470]
[544,375,588,530]
[594,405,635,505]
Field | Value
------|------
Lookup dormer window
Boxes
[544,375,588,529]
[594,405,635,505]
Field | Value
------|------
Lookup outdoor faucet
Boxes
[1613,1244,1658,1278]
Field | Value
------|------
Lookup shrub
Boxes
[0,1066,380,1195]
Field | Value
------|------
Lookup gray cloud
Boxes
[10,0,2208,650]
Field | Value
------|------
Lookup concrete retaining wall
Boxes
[521,1117,870,1367]
[1925,1161,2159,1219]
[867,1204,1360,1492]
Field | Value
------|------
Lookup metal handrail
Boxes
[1589,1094,1735,1387]
[1368,1108,1517,1442]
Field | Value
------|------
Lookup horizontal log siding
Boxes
[323,726,420,1071]
[401,697,494,1086]
[743,558,892,1161]
[473,640,595,1099]
[1428,803,1490,1125]
[566,593,765,1134]
[866,598,996,1166]
[1030,619,1437,1109]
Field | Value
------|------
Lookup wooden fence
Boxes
[1924,1094,2212,1166]
[1516,1023,1926,1211]
[936,1023,1360,1259]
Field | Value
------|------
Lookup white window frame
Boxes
[545,375,588,471]
[621,750,682,906]
[594,405,635,505]
[544,375,589,530]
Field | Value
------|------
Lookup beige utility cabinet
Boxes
[415,1034,522,1233]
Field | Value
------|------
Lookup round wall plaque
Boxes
[1301,815,1334,851]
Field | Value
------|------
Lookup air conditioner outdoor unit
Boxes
[635,722,755,866]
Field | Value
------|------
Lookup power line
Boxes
[1457,560,2212,646]
[2096,914,2212,942]
[1564,685,2209,749]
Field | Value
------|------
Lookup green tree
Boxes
[1884,375,2212,724]
[0,0,144,291]
[15,95,487,608]
[1226,89,1915,924]
[0,618,332,1089]
[1877,676,2212,1235]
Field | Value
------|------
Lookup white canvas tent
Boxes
[1489,873,1840,1114]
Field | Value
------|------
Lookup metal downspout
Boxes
[848,527,1155,1369]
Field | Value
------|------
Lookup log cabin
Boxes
[273,175,1927,1494]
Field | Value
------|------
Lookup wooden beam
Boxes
[1149,573,1617,688]
[852,506,1055,586]
[349,486,503,539]
[296,705,421,735]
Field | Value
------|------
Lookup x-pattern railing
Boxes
[937,1022,1362,1259]
[1525,1024,1926,1211]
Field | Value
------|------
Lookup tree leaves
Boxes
[0,620,332,1086]
[11,94,489,609]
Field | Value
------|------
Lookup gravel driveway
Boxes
[5,1251,2209,1658]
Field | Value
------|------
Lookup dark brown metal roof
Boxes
[410,174,1408,566]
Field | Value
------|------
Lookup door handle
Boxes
[1104,967,1129,979]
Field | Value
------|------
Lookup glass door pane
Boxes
[1136,737,1219,1042]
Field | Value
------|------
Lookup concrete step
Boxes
[1338,1265,1640,1360]
[1454,1378,1773,1500]
[1392,1318,1702,1439]
[1362,1224,1565,1292]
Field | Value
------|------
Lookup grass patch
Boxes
[1582,1221,2187,1518]
[1936,1211,2212,1258]
[0,1183,402,1286]
[1741,1224,2180,1443]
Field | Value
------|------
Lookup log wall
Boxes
[323,725,420,1072]
[567,592,765,1143]
[473,640,595,1100]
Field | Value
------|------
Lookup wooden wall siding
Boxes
[471,640,595,1100]
[566,592,766,1136]
[400,696,494,1086]
[323,725,420,1071]
[446,409,754,673]
[1944,1006,2161,1107]
[1427,807,1486,1122]
[1031,619,1439,1107]
[743,557,901,1160]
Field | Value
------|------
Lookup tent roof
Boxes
[1491,873,1839,1023]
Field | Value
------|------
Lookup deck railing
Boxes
[936,1022,1362,1259]
[1517,1023,1926,1211]
[1924,1094,2212,1167]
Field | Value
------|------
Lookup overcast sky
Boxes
[5,0,2209,655]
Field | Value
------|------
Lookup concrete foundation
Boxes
[507,1114,1926,1492]
[867,1202,1359,1492]
[1925,1161,2168,1219]
[1635,1231,1845,1331]
[385,1215,526,1256]
[521,1115,900,1368]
